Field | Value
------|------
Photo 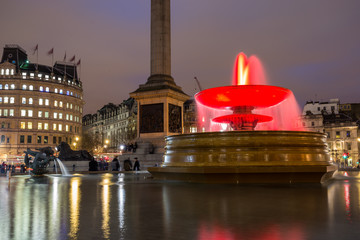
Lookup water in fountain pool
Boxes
[1,172,360,240]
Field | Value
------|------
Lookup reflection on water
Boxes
[1,172,360,239]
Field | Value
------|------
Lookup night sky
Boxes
[1,0,359,114]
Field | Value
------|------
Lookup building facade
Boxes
[300,100,360,167]
[82,98,137,153]
[0,44,84,160]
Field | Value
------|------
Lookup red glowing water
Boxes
[195,52,304,131]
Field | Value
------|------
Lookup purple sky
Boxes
[1,0,359,114]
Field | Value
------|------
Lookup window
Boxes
[29,85,33,91]
[54,88,58,93]
[4,97,8,103]
[44,136,48,144]
[66,125,69,132]
[22,84,27,90]
[53,112,58,119]
[20,135,25,144]
[10,84,15,89]
[39,86,44,92]
[44,111,49,118]
[20,122,26,129]
[27,135,32,144]
[53,136,57,144]
[59,113,63,119]
[58,137,62,143]
[38,123,42,130]
[39,98,43,105]
[44,123,49,130]
[58,124,62,131]
[27,122,32,129]
[37,136,42,144]
[5,84,9,90]
[29,98,33,104]
[1,135,5,143]
[66,91,69,95]
[9,97,14,104]
[5,69,9,75]
[0,97,2,103]
[336,131,340,138]
[347,142,352,150]
[70,104,73,109]
[28,110,33,117]
[54,100,58,107]
[3,109,8,116]
[311,122,315,127]
[21,109,26,117]
[59,101,63,108]
[45,87,49,92]
[59,89,63,94]
[38,111,42,118]
[66,114,69,120]
[53,123,57,130]
[22,97,26,104]
[346,131,351,137]
[45,99,49,106]
[9,109,14,116]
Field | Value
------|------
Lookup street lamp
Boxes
[73,142,77,150]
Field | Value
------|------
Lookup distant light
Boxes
[26,60,29,63]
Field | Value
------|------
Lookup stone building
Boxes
[0,44,84,160]
[82,98,137,153]
[300,100,360,167]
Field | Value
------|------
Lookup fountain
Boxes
[149,53,337,183]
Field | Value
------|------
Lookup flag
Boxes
[32,44,38,55]
[69,55,75,62]
[76,59,81,66]
[47,48,54,56]
[63,52,67,61]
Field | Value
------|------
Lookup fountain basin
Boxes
[148,131,337,183]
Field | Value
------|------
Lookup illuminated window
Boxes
[39,98,43,105]
[59,89,63,94]
[59,113,63,119]
[39,86,44,92]
[45,99,49,106]
[22,72,26,79]
[66,91,69,95]
[66,103,69,108]
[9,109,14,116]
[9,97,14,104]
[66,114,69,120]
[21,109,26,117]
[70,104,73,109]
[27,122,32,129]
[20,122,26,129]
[45,87,49,92]
[44,136,48,144]
[44,112,49,118]
[0,97,2,103]
[70,115,73,121]
[44,123,49,130]
[0,69,3,75]
[5,69,9,75]
[0,109,2,116]
[30,73,34,78]
[22,97,26,104]
[37,136,41,144]
[53,112,58,119]
[22,84,27,90]
[54,88,58,93]
[10,84,15,89]
[66,125,69,131]
[59,101,63,107]
[336,131,340,138]
[29,85,33,91]
[4,97,8,103]
[70,92,73,96]
[38,111,42,118]
[10,69,14,75]
[28,110,33,117]
[58,124,62,131]
[38,122,42,130]
[53,123,57,130]
[3,109,8,116]
[45,75,49,80]
[29,98,33,104]
[54,100,58,107]
[38,74,42,78]
[0,84,2,89]
[5,84,9,89]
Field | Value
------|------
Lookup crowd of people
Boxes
[89,157,140,172]
[0,162,27,174]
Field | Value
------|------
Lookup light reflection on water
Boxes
[1,172,360,239]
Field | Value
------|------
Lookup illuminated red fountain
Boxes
[195,53,293,130]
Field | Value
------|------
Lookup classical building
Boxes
[300,100,360,167]
[82,98,137,153]
[0,44,84,160]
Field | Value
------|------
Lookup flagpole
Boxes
[73,56,76,80]
[36,45,39,71]
[51,49,54,73]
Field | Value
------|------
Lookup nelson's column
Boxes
[130,0,189,157]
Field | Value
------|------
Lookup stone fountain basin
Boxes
[194,85,291,109]
[148,131,337,183]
